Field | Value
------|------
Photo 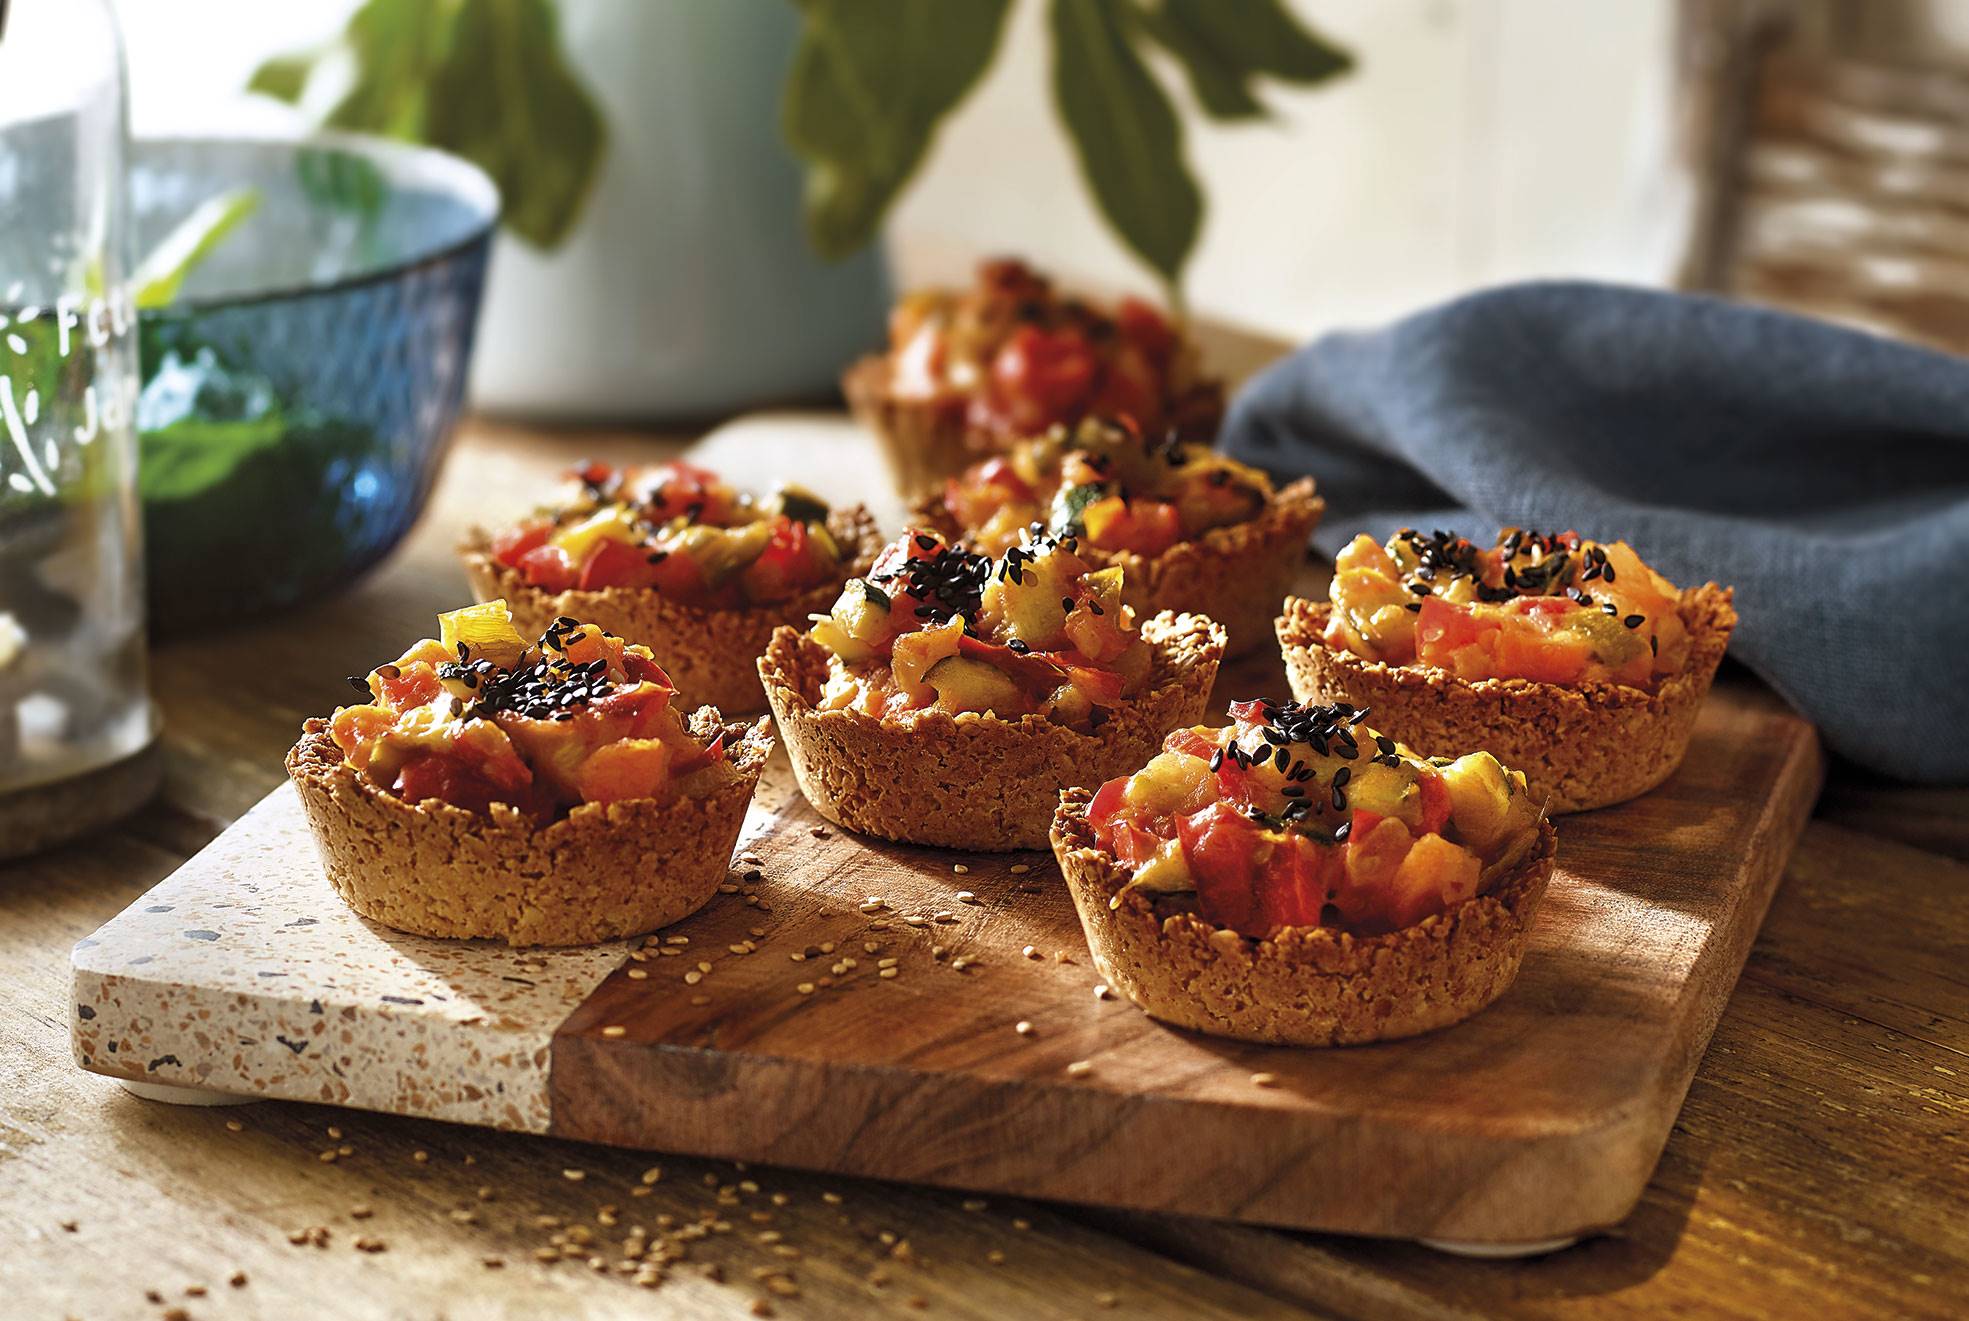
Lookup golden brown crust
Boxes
[1276,585,1737,813]
[843,354,984,504]
[1051,789,1558,1046]
[459,506,882,716]
[845,355,1226,505]
[758,612,1226,851]
[285,712,773,947]
[918,479,1324,659]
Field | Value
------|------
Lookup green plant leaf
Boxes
[423,0,608,248]
[132,187,265,310]
[323,0,459,141]
[782,0,1012,261]
[1161,0,1353,85]
[247,49,323,105]
[1050,0,1202,290]
[1131,4,1266,120]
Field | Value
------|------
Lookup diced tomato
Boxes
[1251,833,1332,933]
[1082,495,1181,556]
[491,520,553,567]
[1110,821,1164,870]
[1416,597,1485,657]
[590,681,674,738]
[393,754,502,815]
[1088,775,1129,837]
[1162,727,1218,761]
[1331,816,1415,932]
[622,650,674,690]
[973,456,1032,499]
[739,516,819,603]
[1179,802,1263,935]
[642,460,724,522]
[1491,618,1591,685]
[376,661,441,710]
[1115,296,1176,365]
[1415,771,1452,836]
[1227,699,1270,726]
[578,537,662,591]
[1087,342,1162,434]
[648,548,708,603]
[990,324,1098,428]
[517,544,578,593]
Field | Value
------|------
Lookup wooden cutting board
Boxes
[70,635,1822,1246]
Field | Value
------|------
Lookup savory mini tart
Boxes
[759,528,1225,850]
[287,602,773,947]
[1278,528,1736,813]
[844,257,1224,500]
[1052,698,1557,1046]
[921,417,1322,657]
[461,459,880,714]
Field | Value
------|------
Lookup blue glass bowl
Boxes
[131,135,497,632]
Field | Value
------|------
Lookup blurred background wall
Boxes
[110,0,1685,343]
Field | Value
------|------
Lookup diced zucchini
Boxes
[924,655,1022,715]
[1048,482,1110,536]
[765,483,830,525]
[552,507,640,564]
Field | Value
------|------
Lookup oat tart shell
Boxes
[285,710,774,947]
[459,506,882,716]
[1276,586,1737,814]
[918,478,1324,659]
[758,611,1227,851]
[843,355,987,504]
[1052,790,1558,1046]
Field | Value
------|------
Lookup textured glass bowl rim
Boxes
[133,130,501,315]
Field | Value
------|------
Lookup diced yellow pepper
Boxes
[552,507,642,564]
[438,600,530,669]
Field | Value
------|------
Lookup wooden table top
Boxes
[4,417,1964,1320]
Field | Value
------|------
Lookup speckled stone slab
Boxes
[70,783,632,1133]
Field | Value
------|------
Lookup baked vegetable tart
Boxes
[1051,698,1557,1046]
[844,257,1223,501]
[759,527,1225,850]
[922,417,1322,657]
[461,459,880,714]
[1278,527,1736,813]
[287,602,773,947]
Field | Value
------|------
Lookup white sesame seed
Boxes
[1094,984,1114,1000]
[1022,945,1040,960]
[879,967,899,979]
[952,864,969,875]
[956,891,979,904]
[684,971,703,985]
[796,983,815,995]
[1066,1060,1092,1078]
[627,968,649,980]
[877,958,899,969]
[1010,863,1031,875]
[563,1169,587,1181]
[1015,1021,1035,1036]
[601,1025,627,1038]
[690,995,710,1006]
[789,952,806,962]
[1250,1072,1279,1088]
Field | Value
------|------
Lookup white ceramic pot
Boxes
[468,0,889,421]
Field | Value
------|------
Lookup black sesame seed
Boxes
[346,675,371,695]
[1623,613,1645,629]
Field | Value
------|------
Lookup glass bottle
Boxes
[0,0,157,856]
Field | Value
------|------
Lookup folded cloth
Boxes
[1221,280,1969,783]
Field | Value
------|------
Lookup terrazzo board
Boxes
[71,650,1824,1245]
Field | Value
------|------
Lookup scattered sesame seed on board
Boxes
[986,1249,1006,1265]
[1066,1060,1093,1078]
[879,967,900,979]
[1022,945,1040,960]
[1015,1021,1035,1037]
[411,1150,429,1163]
[641,1166,663,1184]
[224,1119,243,1132]
[956,890,979,904]
[350,1205,374,1219]
[952,863,969,875]
[627,968,648,980]
[690,995,710,1006]
[796,983,815,995]
[1010,862,1031,874]
[563,1168,587,1181]
[354,1236,387,1253]
[1096,1291,1118,1308]
[1251,1072,1280,1088]
[601,1025,627,1038]
[1094,984,1114,1000]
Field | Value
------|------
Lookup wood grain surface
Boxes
[549,634,1820,1242]
[3,418,1964,1320]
